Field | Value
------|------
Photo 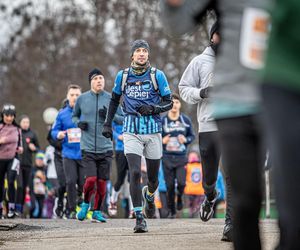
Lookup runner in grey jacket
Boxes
[179,46,217,133]
[161,0,270,249]
[179,24,233,242]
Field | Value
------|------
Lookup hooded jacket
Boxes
[179,46,217,132]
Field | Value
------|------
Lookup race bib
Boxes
[166,137,181,152]
[67,128,81,143]
[240,7,270,70]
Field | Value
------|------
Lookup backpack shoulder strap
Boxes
[121,68,130,92]
[150,67,158,91]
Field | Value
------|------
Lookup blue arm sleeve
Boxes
[156,70,171,97]
[51,113,63,141]
[112,71,123,95]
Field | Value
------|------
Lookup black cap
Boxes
[88,68,103,84]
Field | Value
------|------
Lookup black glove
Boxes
[200,87,212,99]
[102,123,113,140]
[138,105,155,115]
[98,106,107,120]
[78,121,88,131]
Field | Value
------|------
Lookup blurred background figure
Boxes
[16,115,40,217]
[0,104,23,219]
[184,151,205,218]
[31,151,47,218]
[161,93,195,218]
[262,1,300,248]
[160,0,270,247]
[51,84,83,219]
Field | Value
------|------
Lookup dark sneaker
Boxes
[176,195,183,211]
[221,223,233,242]
[54,201,64,219]
[167,211,176,219]
[142,186,156,218]
[199,192,218,222]
[7,209,16,219]
[68,211,77,220]
[0,208,3,219]
[134,214,148,233]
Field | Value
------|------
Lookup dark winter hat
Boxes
[88,68,103,83]
[2,104,16,116]
[130,39,150,56]
[210,21,220,40]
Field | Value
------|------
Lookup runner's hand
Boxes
[138,105,154,115]
[78,121,88,131]
[102,123,113,140]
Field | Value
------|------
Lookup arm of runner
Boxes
[72,96,81,126]
[51,112,64,141]
[179,56,204,104]
[103,71,123,139]
[154,70,173,113]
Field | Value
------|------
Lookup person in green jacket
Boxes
[262,1,300,249]
[73,68,123,223]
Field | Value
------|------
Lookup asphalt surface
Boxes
[0,219,279,250]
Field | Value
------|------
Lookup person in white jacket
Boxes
[179,23,233,242]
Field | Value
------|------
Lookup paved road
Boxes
[0,219,279,250]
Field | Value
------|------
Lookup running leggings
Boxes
[217,115,264,250]
[126,154,160,207]
[0,159,16,204]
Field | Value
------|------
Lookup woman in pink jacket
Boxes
[0,104,23,219]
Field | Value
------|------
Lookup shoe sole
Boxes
[134,227,148,233]
[76,213,87,221]
[91,218,106,223]
[221,235,233,242]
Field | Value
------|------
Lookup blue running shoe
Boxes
[76,202,89,221]
[134,213,148,233]
[91,210,107,223]
[142,186,156,218]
